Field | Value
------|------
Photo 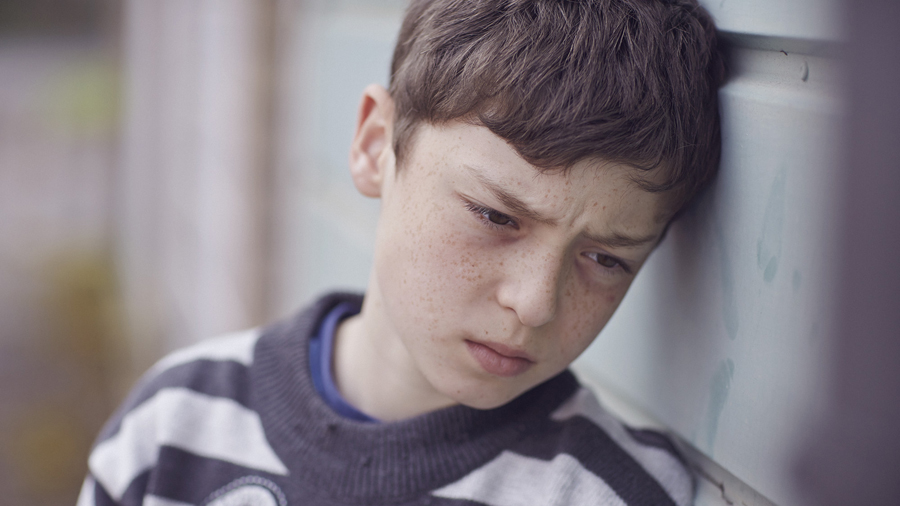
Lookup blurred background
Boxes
[0,0,402,503]
[0,0,897,505]
[0,0,124,502]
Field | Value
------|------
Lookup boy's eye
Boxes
[586,252,630,273]
[486,211,512,226]
[464,201,519,229]
[594,254,619,268]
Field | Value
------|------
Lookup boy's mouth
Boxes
[465,339,534,377]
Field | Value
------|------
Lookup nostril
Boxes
[496,250,565,328]
[508,284,559,328]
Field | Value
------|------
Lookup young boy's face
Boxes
[350,86,670,414]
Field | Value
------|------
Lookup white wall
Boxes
[270,0,404,316]
[573,2,843,505]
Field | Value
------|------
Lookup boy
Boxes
[79,0,723,505]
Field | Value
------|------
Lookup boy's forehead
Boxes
[408,121,673,233]
[408,121,674,204]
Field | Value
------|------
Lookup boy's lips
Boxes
[465,339,534,377]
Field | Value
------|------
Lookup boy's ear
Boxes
[349,84,395,198]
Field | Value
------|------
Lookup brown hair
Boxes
[389,0,725,210]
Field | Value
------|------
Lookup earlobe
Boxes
[349,84,395,198]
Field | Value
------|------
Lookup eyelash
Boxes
[583,252,632,275]
[464,202,519,230]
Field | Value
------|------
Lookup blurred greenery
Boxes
[0,250,130,505]
[0,2,124,502]
[42,60,120,136]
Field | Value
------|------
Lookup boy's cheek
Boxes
[392,212,494,289]
[376,223,484,322]
[552,281,629,355]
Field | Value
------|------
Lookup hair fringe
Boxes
[390,0,726,211]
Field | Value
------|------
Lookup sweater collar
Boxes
[253,292,579,502]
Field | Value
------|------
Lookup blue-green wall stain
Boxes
[716,222,739,340]
[758,168,787,283]
[793,269,802,292]
[705,358,735,454]
[764,256,779,282]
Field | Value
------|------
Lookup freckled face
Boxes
[367,122,669,410]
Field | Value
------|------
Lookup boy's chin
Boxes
[456,396,515,411]
[438,377,540,411]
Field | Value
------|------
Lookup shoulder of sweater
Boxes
[89,290,363,447]
[551,386,695,506]
[435,385,694,506]
[105,326,264,435]
[85,327,290,503]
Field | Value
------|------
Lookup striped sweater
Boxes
[78,292,693,506]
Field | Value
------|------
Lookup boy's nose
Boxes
[496,250,564,328]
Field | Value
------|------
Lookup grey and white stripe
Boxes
[434,451,627,506]
[551,388,693,506]
[85,328,280,504]
[148,328,260,376]
[89,387,288,500]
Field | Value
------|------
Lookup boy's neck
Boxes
[332,294,457,421]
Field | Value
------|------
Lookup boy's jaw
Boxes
[339,90,669,421]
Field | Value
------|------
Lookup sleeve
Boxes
[76,476,127,506]
[76,328,264,506]
[551,387,696,506]
[76,476,97,506]
[76,369,167,506]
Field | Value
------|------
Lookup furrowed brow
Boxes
[464,164,660,248]
[583,231,660,249]
[465,165,556,225]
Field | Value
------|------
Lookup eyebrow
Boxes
[464,164,660,249]
[465,164,556,225]
[583,231,660,248]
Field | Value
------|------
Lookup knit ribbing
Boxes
[252,292,580,503]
